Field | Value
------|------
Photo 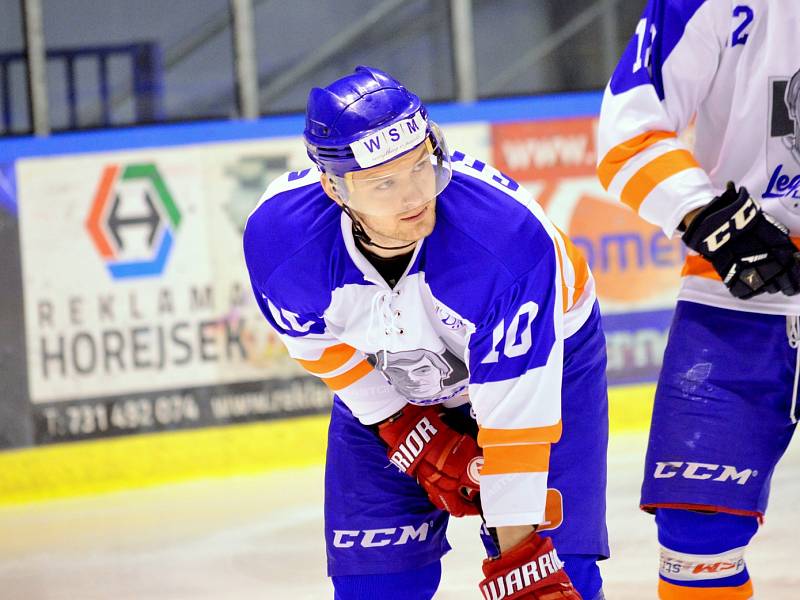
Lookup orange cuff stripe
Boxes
[620,149,700,212]
[479,421,562,447]
[481,443,551,475]
[658,578,753,599]
[321,360,373,391]
[297,343,357,374]
[597,130,677,189]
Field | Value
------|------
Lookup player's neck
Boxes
[366,241,418,259]
[354,223,418,259]
[354,233,416,260]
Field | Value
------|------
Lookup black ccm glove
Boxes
[682,182,800,299]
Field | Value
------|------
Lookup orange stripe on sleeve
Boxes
[681,255,721,281]
[296,343,357,374]
[321,360,373,391]
[556,228,590,307]
[658,579,753,599]
[481,443,551,475]
[478,421,562,447]
[597,130,677,189]
[620,149,700,212]
[553,241,570,313]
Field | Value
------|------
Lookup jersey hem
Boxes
[640,502,764,523]
[678,282,800,316]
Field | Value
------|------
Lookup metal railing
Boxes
[9,0,629,137]
[0,42,163,135]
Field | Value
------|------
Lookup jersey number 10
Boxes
[482,301,539,364]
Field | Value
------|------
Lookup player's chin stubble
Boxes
[393,210,436,242]
[362,205,436,244]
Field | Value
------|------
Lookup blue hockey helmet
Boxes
[304,66,451,216]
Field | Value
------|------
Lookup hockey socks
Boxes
[331,560,441,600]
[655,508,757,598]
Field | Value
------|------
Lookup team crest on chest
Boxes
[366,346,468,405]
[764,68,800,206]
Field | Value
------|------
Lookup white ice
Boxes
[1,432,798,599]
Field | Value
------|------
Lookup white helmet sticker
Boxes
[350,111,427,168]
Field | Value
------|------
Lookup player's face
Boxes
[346,145,437,244]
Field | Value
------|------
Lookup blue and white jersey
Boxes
[598,0,800,315]
[243,153,596,527]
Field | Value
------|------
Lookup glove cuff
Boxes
[482,531,551,578]
[681,182,745,253]
[480,532,578,599]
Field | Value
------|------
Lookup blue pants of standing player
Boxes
[325,304,609,599]
[642,301,798,597]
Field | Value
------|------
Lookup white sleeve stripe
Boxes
[637,168,715,237]
[469,357,562,431]
[607,138,690,198]
[480,472,548,528]
[551,232,576,311]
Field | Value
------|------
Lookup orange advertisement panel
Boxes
[491,117,685,313]
[492,116,686,385]
[492,117,598,182]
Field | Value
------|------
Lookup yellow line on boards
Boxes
[0,414,330,505]
[608,383,655,433]
[0,384,655,506]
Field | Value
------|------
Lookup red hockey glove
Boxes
[480,531,582,600]
[377,403,482,517]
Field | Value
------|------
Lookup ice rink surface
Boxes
[2,431,799,599]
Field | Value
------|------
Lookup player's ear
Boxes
[320,174,344,206]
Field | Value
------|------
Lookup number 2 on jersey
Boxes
[732,6,754,46]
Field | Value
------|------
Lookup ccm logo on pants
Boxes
[653,462,755,485]
[332,523,430,548]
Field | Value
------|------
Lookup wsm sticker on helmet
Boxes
[350,111,427,168]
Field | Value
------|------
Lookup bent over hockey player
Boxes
[597,1,800,598]
[244,66,609,599]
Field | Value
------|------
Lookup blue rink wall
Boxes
[0,90,664,503]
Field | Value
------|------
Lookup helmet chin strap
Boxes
[341,205,417,252]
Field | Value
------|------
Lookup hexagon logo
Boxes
[86,163,181,279]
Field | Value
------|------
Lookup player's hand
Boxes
[682,182,800,299]
[480,531,582,599]
[377,403,482,517]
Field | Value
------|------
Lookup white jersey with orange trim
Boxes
[243,152,596,527]
[597,0,800,315]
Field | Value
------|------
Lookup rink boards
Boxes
[0,91,674,503]
[0,383,654,504]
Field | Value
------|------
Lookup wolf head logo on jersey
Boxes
[764,70,800,211]
[783,69,800,165]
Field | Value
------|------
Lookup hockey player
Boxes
[244,66,608,599]
[597,1,800,598]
